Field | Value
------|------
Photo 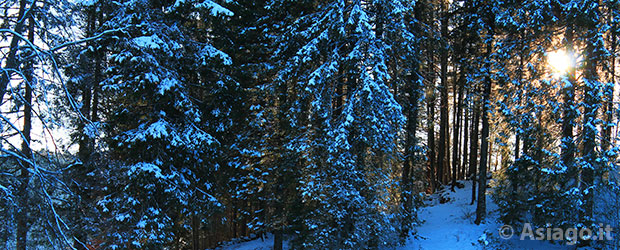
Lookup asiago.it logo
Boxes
[498,223,614,245]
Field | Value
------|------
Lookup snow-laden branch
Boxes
[50,28,125,52]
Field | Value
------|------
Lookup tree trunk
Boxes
[0,0,34,105]
[461,89,469,180]
[602,17,616,155]
[452,71,463,189]
[475,81,491,224]
[514,46,526,163]
[581,26,600,235]
[561,27,577,188]
[438,1,450,186]
[192,213,200,250]
[475,24,493,225]
[469,99,480,205]
[401,72,420,239]
[514,133,520,161]
[16,12,35,250]
[78,9,95,161]
[427,45,437,192]
[489,139,494,172]
[273,228,283,250]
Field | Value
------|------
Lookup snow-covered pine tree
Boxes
[207,0,280,244]
[490,0,588,235]
[92,0,234,248]
[575,0,607,242]
[392,0,425,240]
[209,2,318,249]
[62,1,115,248]
[493,1,620,247]
[270,0,411,248]
[491,0,562,229]
[597,2,620,247]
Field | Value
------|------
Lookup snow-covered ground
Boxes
[215,236,282,250]
[400,181,571,250]
[215,181,577,250]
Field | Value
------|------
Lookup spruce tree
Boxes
[270,0,412,248]
[92,0,234,247]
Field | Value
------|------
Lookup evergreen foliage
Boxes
[0,0,618,249]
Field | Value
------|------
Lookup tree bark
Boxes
[580,26,600,234]
[427,44,437,192]
[475,81,491,224]
[273,228,283,250]
[437,0,450,186]
[0,0,34,105]
[461,88,469,180]
[400,73,420,239]
[16,12,35,250]
[427,87,437,192]
[192,213,200,250]
[469,98,480,205]
[561,27,577,188]
[602,16,616,155]
[475,22,493,225]
[452,71,464,189]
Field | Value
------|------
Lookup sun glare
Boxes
[547,50,573,75]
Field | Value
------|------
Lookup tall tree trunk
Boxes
[427,46,437,192]
[91,49,101,130]
[401,73,420,240]
[452,72,463,189]
[91,9,104,128]
[602,16,616,155]
[489,139,494,172]
[397,0,422,222]
[427,89,437,192]
[461,88,469,180]
[88,13,103,155]
[78,7,96,162]
[581,26,600,236]
[192,213,200,250]
[272,71,290,250]
[475,24,493,225]
[475,81,491,224]
[273,228,283,250]
[16,13,35,250]
[514,133,520,161]
[438,1,450,186]
[469,98,480,205]
[514,47,525,162]
[561,27,577,188]
[0,0,34,105]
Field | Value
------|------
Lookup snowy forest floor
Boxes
[399,181,573,250]
[215,181,587,250]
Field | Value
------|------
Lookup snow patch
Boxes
[129,162,165,179]
[132,35,164,50]
[158,78,179,95]
[198,0,234,17]
[200,44,232,65]
[398,181,572,250]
